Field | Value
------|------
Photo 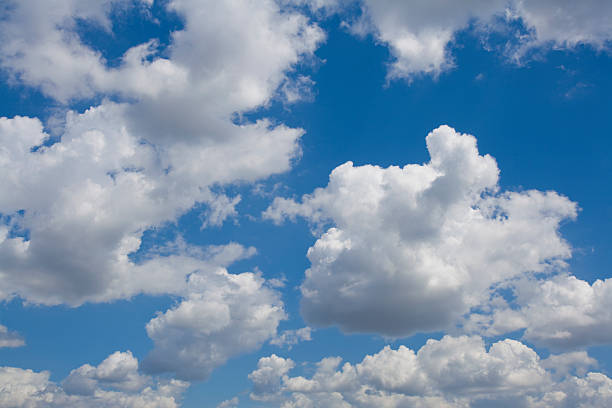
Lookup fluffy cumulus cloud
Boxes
[247,335,612,408]
[249,354,296,401]
[0,0,324,306]
[142,250,286,381]
[352,0,506,80]
[265,125,576,336]
[0,351,188,408]
[465,274,612,350]
[345,0,612,80]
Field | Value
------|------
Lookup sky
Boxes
[0,0,611,407]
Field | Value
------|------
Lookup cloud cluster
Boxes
[265,125,576,336]
[0,351,188,408]
[347,0,612,80]
[248,335,611,407]
[0,0,323,306]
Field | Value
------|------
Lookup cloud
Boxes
[0,0,324,306]
[265,125,576,336]
[342,0,612,80]
[216,397,239,408]
[352,0,506,80]
[142,257,286,381]
[249,354,296,401]
[0,324,24,348]
[248,335,611,407]
[0,0,324,105]
[271,327,313,348]
[511,0,612,53]
[0,352,188,408]
[465,274,612,350]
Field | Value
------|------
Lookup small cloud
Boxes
[0,324,25,348]
[270,327,312,349]
[201,194,241,229]
[217,396,239,408]
[475,73,485,81]
[267,276,287,288]
[564,82,592,99]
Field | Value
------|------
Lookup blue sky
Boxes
[0,1,611,407]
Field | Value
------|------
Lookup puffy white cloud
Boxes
[249,354,295,401]
[0,352,188,408]
[0,0,323,105]
[467,274,612,350]
[265,125,576,336]
[142,263,286,381]
[345,0,612,80]
[0,0,324,306]
[0,110,282,305]
[62,351,148,395]
[271,327,313,348]
[0,324,24,348]
[249,335,612,407]
[353,0,505,80]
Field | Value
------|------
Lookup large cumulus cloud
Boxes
[0,0,324,306]
[265,125,576,336]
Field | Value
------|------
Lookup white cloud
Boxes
[265,125,576,336]
[511,0,612,54]
[466,274,612,350]
[200,194,241,229]
[216,396,239,408]
[0,324,24,348]
[0,0,325,306]
[0,0,324,105]
[343,0,612,80]
[0,352,188,408]
[542,351,597,379]
[0,109,283,305]
[271,327,313,349]
[62,351,148,395]
[249,335,612,407]
[142,262,286,381]
[353,0,505,80]
[249,354,296,401]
